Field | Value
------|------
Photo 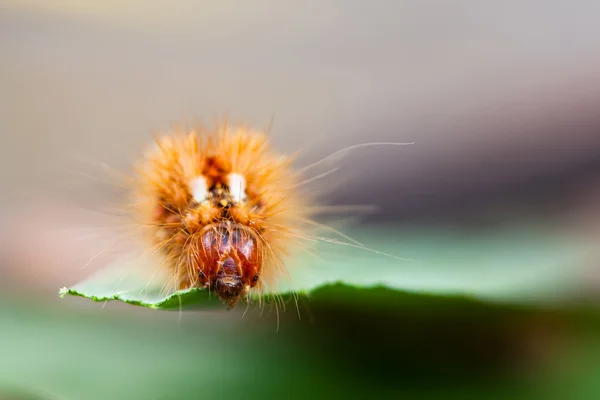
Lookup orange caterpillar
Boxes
[132,123,311,308]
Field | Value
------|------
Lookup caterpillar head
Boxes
[196,222,262,308]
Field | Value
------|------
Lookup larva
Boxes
[83,120,412,311]
[132,123,311,308]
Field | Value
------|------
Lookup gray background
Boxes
[2,1,600,291]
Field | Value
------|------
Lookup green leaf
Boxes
[59,225,593,310]
[7,284,600,400]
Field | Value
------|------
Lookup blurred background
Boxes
[2,1,600,399]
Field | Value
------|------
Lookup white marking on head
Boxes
[227,173,246,204]
[189,176,208,203]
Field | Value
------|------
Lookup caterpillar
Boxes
[83,119,412,311]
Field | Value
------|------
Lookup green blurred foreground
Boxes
[3,226,600,399]
[3,289,600,399]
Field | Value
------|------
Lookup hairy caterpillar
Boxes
[80,120,412,310]
[133,123,312,308]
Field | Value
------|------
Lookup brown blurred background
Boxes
[2,0,600,295]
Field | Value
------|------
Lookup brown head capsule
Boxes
[196,223,262,308]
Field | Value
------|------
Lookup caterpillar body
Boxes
[133,124,310,308]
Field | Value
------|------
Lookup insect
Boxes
[132,122,312,309]
[100,120,412,311]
